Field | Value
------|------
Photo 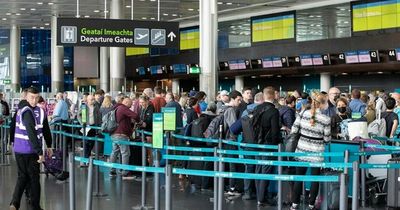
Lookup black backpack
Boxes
[241,105,271,144]
[204,112,225,139]
[191,114,215,147]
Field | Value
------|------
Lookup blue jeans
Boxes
[109,134,131,175]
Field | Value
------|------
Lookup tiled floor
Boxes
[0,155,388,210]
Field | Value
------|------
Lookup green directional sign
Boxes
[152,113,164,149]
[57,18,179,48]
[3,79,11,84]
[162,107,176,131]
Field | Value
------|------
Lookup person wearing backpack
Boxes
[289,93,331,210]
[78,95,101,166]
[382,97,399,142]
[253,87,281,207]
[109,98,138,179]
[222,90,243,196]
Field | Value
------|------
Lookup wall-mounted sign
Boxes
[57,18,179,48]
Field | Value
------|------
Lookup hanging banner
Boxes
[57,18,179,48]
[152,113,164,149]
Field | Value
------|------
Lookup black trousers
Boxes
[292,167,321,205]
[255,153,276,202]
[84,129,97,158]
[11,154,41,210]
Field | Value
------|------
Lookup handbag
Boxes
[284,112,304,152]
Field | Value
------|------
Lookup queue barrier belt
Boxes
[73,156,339,182]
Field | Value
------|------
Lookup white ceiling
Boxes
[0,0,353,29]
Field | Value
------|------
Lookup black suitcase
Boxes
[387,158,400,208]
[129,139,143,176]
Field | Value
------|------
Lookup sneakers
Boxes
[289,204,299,210]
[9,205,17,210]
[225,188,241,196]
[257,201,265,207]
[307,205,316,210]
[122,174,136,180]
[242,192,253,200]
[109,171,117,177]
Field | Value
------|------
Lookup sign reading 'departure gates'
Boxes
[57,18,179,48]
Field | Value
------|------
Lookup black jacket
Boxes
[0,99,10,116]
[13,100,52,155]
[140,104,155,132]
[256,102,281,145]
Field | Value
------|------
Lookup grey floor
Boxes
[0,155,388,210]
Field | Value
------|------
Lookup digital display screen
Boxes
[358,50,372,63]
[228,60,249,70]
[262,57,273,68]
[252,12,295,43]
[172,64,187,74]
[180,27,199,50]
[312,54,324,66]
[353,0,400,32]
[300,55,313,66]
[137,67,146,76]
[273,57,284,67]
[149,65,163,75]
[345,51,359,64]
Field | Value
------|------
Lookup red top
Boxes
[151,97,167,113]
[113,103,138,137]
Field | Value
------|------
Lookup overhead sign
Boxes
[57,18,179,48]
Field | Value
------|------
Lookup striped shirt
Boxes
[291,109,331,162]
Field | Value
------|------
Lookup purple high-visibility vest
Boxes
[13,106,45,154]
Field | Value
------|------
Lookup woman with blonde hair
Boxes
[290,93,331,210]
[100,95,113,118]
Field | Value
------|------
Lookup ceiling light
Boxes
[188,8,194,11]
[218,2,223,4]
[150,0,156,1]
[172,14,177,17]
[20,8,26,11]
[141,17,147,20]
[126,5,131,8]
[84,15,90,18]
[163,13,168,16]
[344,21,349,24]
[377,72,383,74]
[37,2,43,5]
[2,18,6,21]
[6,13,11,15]
[48,2,54,5]
[140,0,145,1]
[340,8,346,11]
[16,13,21,16]
[310,24,315,26]
[32,26,37,29]
[316,24,321,27]
[150,17,155,20]
[93,10,100,13]
[75,15,80,18]
[40,27,44,29]
[30,8,36,11]
[45,23,50,26]
[226,2,232,5]
[341,72,348,75]
[309,15,314,18]
[316,15,321,18]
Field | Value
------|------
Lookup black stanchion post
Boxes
[278,144,283,210]
[71,127,75,154]
[154,149,160,210]
[217,124,224,210]
[360,141,366,207]
[85,157,94,210]
[352,161,359,210]
[94,134,107,197]
[69,152,76,210]
[339,150,349,210]
[213,147,218,210]
[165,164,172,210]
[165,132,170,166]
[62,126,67,171]
[133,131,154,210]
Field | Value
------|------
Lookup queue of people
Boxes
[3,85,400,210]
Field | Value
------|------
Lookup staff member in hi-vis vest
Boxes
[10,87,53,210]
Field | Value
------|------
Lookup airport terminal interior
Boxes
[2,0,400,209]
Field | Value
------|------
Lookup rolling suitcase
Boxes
[387,158,400,208]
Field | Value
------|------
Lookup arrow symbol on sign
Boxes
[167,32,176,42]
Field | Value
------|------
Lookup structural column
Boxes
[110,0,125,92]
[199,0,218,103]
[100,47,110,92]
[51,15,64,93]
[234,76,244,92]
[10,25,20,91]
[320,73,331,92]
[172,79,180,94]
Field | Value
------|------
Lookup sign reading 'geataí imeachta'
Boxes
[57,18,179,48]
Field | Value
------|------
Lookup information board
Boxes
[252,12,295,43]
[152,113,164,149]
[162,107,176,131]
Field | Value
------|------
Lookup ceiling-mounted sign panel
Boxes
[57,18,179,48]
